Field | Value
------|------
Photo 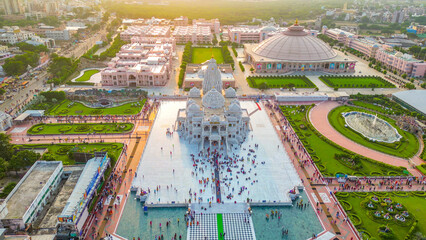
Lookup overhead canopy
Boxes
[14,110,45,121]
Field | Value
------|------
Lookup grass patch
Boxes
[27,123,134,135]
[192,47,224,64]
[328,105,419,159]
[74,69,100,82]
[217,214,224,240]
[319,75,395,88]
[16,142,124,165]
[48,99,145,116]
[337,192,426,239]
[247,76,316,89]
[351,100,396,115]
[281,105,407,177]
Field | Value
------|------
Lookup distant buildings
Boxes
[120,26,171,42]
[227,26,281,44]
[1,0,23,15]
[101,37,175,87]
[174,16,189,26]
[0,26,35,44]
[172,25,212,44]
[391,10,405,24]
[44,29,70,41]
[192,18,220,34]
[322,26,426,77]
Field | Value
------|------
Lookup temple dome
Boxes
[188,103,201,112]
[252,24,337,61]
[228,103,241,112]
[210,115,221,122]
[189,87,201,98]
[225,87,236,98]
[202,58,222,93]
[202,88,225,109]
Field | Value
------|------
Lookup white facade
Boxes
[0,111,12,131]
[44,30,70,40]
[176,58,250,150]
[0,26,36,44]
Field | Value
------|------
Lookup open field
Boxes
[75,70,100,82]
[247,76,316,89]
[319,76,395,88]
[16,143,124,165]
[192,47,224,64]
[281,105,408,177]
[27,123,134,135]
[48,99,145,116]
[328,105,419,159]
[336,191,426,240]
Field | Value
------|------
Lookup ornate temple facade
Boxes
[176,58,250,150]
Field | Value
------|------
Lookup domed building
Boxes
[244,21,356,73]
[176,58,250,150]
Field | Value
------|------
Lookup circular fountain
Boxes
[342,111,402,143]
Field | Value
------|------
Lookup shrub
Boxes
[0,182,17,198]
[349,214,362,226]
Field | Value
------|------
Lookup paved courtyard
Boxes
[131,101,301,205]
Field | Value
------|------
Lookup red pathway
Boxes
[309,101,424,176]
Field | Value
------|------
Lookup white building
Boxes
[176,58,250,150]
[0,26,36,44]
[172,25,212,44]
[44,30,70,41]
[192,18,220,34]
[0,161,63,231]
[120,26,171,42]
[0,111,12,131]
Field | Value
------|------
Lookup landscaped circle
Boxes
[342,111,402,143]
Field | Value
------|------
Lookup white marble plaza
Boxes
[131,100,301,205]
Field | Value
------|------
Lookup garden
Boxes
[328,105,419,159]
[280,105,408,177]
[27,123,134,135]
[74,69,100,82]
[192,47,224,64]
[319,76,395,88]
[15,143,124,165]
[247,76,317,89]
[48,99,145,116]
[336,191,426,239]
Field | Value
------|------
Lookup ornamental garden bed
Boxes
[247,75,316,89]
[336,192,426,240]
[328,105,419,159]
[318,75,395,88]
[27,123,134,135]
[280,105,407,177]
[48,99,146,116]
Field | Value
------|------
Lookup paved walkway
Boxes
[309,101,423,176]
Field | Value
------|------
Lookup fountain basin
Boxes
[342,111,402,143]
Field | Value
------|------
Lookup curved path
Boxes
[309,101,423,176]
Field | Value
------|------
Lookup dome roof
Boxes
[252,24,337,61]
[228,103,241,112]
[189,87,201,98]
[225,87,236,98]
[202,88,225,109]
[210,115,221,122]
[261,26,277,32]
[188,103,201,112]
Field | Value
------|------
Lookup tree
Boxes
[401,73,407,79]
[0,134,13,162]
[10,150,40,175]
[0,88,5,96]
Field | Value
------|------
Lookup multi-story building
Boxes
[1,0,23,15]
[227,26,281,43]
[0,26,35,44]
[174,16,188,26]
[391,10,405,24]
[0,161,63,231]
[322,26,355,43]
[44,29,70,40]
[172,25,212,44]
[345,37,379,58]
[192,18,220,34]
[120,26,171,42]
[375,45,426,77]
[101,37,175,87]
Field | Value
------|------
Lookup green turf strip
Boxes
[217,213,224,240]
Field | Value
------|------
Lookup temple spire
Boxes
[295,19,299,25]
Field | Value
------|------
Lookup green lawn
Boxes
[48,99,145,116]
[328,105,419,159]
[27,123,134,135]
[351,100,396,115]
[319,76,395,88]
[75,70,100,82]
[336,191,426,240]
[247,76,316,88]
[281,105,407,177]
[192,47,224,64]
[16,142,124,165]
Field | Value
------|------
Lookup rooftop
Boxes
[5,161,61,219]
[392,90,426,115]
